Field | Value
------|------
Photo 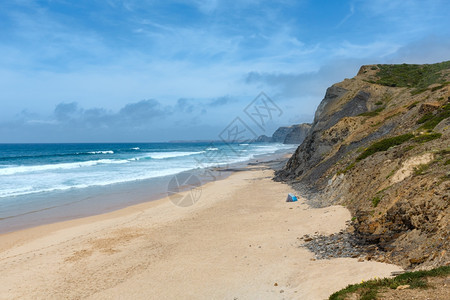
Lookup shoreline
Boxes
[0,163,402,299]
[0,149,292,234]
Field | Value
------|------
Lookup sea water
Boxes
[0,142,295,233]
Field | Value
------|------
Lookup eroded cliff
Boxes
[276,61,450,269]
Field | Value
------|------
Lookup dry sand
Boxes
[0,167,402,299]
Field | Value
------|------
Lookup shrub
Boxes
[438,148,450,155]
[358,107,385,117]
[440,174,450,183]
[419,103,450,130]
[408,101,420,109]
[371,196,381,207]
[356,134,414,161]
[431,82,450,92]
[329,266,450,300]
[386,169,395,179]
[414,164,430,175]
[337,162,356,175]
[417,113,435,124]
[413,133,442,143]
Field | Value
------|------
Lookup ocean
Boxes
[0,142,295,233]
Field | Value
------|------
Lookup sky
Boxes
[0,0,449,143]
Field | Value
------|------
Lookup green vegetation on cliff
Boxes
[356,134,414,161]
[358,106,385,117]
[417,103,450,130]
[413,132,442,143]
[329,266,450,300]
[374,61,450,94]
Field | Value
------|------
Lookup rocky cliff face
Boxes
[276,61,450,269]
[284,123,312,144]
[256,124,312,144]
[271,126,295,143]
[254,135,273,143]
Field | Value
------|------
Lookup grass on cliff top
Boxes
[356,134,414,161]
[373,61,450,94]
[329,266,450,300]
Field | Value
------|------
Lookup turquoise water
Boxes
[0,142,295,232]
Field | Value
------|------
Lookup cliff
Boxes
[255,124,312,144]
[272,126,295,143]
[276,61,450,269]
[254,135,272,143]
[284,123,312,144]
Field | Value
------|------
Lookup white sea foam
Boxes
[0,143,294,200]
[138,151,205,160]
[0,186,35,198]
[0,159,130,176]
[87,150,114,154]
[0,167,190,198]
[131,147,140,150]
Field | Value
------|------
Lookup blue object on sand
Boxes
[286,193,298,202]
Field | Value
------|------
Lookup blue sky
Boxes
[0,0,449,142]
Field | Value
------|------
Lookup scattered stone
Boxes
[409,256,428,264]
[396,284,410,290]
[391,271,406,276]
[301,230,387,260]
[419,102,440,114]
[274,283,278,286]
[280,290,284,293]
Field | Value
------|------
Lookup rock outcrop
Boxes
[276,61,450,269]
[255,123,312,144]
[272,126,295,143]
[254,135,272,143]
[284,124,312,144]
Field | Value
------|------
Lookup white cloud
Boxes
[0,0,449,142]
[336,3,355,28]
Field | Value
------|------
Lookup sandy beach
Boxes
[0,166,402,299]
